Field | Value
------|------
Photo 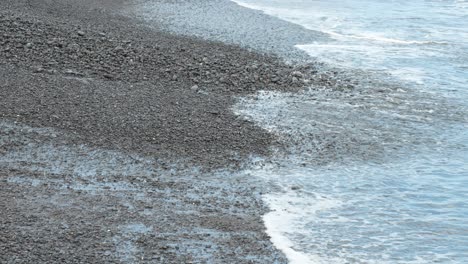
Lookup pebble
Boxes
[0,3,362,264]
[291,70,304,78]
[33,66,44,73]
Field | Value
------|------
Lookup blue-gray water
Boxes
[233,0,468,263]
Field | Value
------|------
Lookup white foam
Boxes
[231,0,264,11]
[246,165,346,264]
[232,1,468,262]
[234,82,466,262]
[323,30,447,45]
[233,0,447,45]
[388,68,426,84]
[456,0,468,8]
[262,187,344,264]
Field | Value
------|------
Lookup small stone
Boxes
[190,85,199,91]
[103,74,114,79]
[67,43,80,50]
[291,185,301,191]
[64,69,82,76]
[77,30,85,36]
[25,43,32,48]
[291,71,304,78]
[33,66,44,73]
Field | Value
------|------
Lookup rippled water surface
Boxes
[233,0,468,263]
[234,0,468,97]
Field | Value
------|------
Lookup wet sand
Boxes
[0,0,338,263]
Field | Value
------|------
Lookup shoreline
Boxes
[0,0,335,262]
[131,0,329,64]
[2,1,466,263]
[129,2,468,263]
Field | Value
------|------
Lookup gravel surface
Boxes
[0,0,335,263]
[0,121,283,263]
[131,0,329,63]
[0,1,323,168]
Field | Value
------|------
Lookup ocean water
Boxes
[232,0,468,263]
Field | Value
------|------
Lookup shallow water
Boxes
[233,0,468,263]
[234,0,468,97]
